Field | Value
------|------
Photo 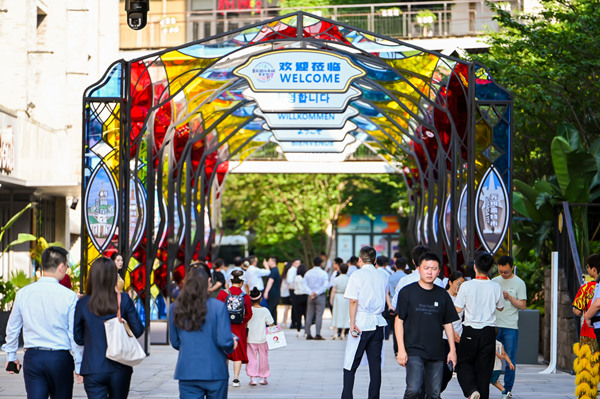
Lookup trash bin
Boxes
[516,309,540,364]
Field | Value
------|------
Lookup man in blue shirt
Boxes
[2,246,82,398]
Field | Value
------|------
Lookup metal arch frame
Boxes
[82,11,513,348]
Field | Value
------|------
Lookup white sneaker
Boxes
[469,391,480,399]
[232,379,240,387]
[502,391,512,399]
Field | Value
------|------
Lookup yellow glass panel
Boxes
[161,51,218,96]
[475,118,492,152]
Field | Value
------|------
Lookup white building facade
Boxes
[0,0,119,278]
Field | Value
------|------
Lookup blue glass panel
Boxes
[86,116,103,148]
[494,119,510,153]
[89,63,122,98]
[179,44,241,58]
[351,58,401,82]
[475,65,511,101]
[494,153,509,183]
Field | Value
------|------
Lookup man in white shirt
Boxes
[454,252,505,399]
[342,246,388,399]
[244,255,271,293]
[304,257,329,340]
[492,255,527,399]
[2,247,83,398]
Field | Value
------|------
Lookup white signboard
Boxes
[271,134,356,153]
[244,87,361,113]
[234,50,365,92]
[255,106,359,129]
[269,121,357,142]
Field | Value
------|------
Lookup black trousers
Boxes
[292,294,308,332]
[456,326,496,399]
[341,326,384,399]
[440,339,460,393]
[289,289,298,328]
[83,368,133,399]
[266,295,280,324]
[23,349,74,399]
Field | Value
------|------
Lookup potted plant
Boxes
[0,271,32,345]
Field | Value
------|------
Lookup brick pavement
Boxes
[0,316,575,398]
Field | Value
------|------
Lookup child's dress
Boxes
[246,306,275,380]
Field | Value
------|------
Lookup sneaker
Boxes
[232,379,240,387]
[469,391,480,399]
[249,378,257,386]
[331,335,337,340]
[306,335,314,340]
[259,378,268,385]
[315,335,325,340]
[502,391,512,399]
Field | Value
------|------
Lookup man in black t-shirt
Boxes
[395,253,459,399]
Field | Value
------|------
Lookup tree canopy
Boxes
[472,0,600,181]
[220,173,406,264]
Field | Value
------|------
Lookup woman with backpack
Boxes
[217,270,253,387]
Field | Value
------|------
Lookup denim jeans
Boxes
[497,327,519,391]
[404,355,444,399]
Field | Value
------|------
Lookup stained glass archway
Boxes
[82,12,512,344]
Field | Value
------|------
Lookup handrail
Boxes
[562,201,583,288]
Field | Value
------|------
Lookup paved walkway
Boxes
[0,315,574,398]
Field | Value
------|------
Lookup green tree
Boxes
[472,0,600,182]
[221,174,406,264]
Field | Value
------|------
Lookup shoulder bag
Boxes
[104,293,146,366]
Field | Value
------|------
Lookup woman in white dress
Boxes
[330,263,351,339]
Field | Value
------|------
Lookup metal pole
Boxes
[540,251,558,374]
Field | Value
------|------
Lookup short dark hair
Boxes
[464,260,476,279]
[395,257,407,270]
[411,245,430,268]
[214,258,225,269]
[376,256,387,267]
[393,252,402,259]
[418,252,441,267]
[348,256,358,265]
[269,256,278,263]
[233,256,243,267]
[588,254,600,274]
[475,252,495,274]
[339,263,349,274]
[247,255,257,264]
[41,246,68,272]
[497,255,514,268]
[359,246,377,265]
[313,256,323,267]
[334,257,343,266]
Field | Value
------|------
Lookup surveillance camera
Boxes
[125,0,149,30]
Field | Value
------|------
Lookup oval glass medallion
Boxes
[475,166,509,254]
[84,164,119,251]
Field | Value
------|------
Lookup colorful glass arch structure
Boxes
[82,12,512,339]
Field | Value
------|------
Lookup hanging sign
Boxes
[84,164,119,252]
[234,49,366,92]
[271,134,356,153]
[475,166,509,254]
[244,87,361,113]
[268,121,357,142]
[255,106,358,129]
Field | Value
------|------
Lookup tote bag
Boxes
[266,325,287,350]
[104,293,146,367]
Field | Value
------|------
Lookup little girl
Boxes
[246,287,275,386]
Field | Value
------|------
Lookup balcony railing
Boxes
[119,0,520,50]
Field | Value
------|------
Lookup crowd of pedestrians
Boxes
[2,243,542,399]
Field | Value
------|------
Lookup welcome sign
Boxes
[268,121,357,142]
[254,107,359,129]
[234,49,366,92]
[243,87,361,112]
